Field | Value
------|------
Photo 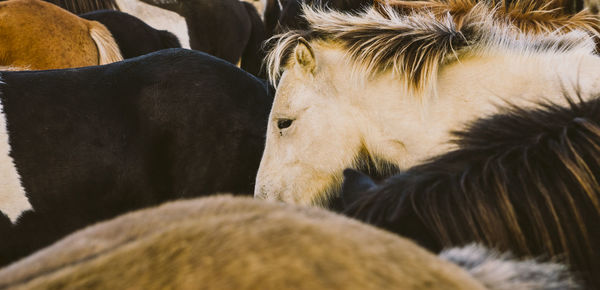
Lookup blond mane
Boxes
[266,1,597,92]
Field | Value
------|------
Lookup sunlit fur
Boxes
[378,0,599,42]
[266,3,595,91]
[0,196,578,290]
[0,0,123,70]
[256,1,600,206]
[343,95,600,289]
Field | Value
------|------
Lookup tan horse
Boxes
[0,0,122,70]
[0,195,576,289]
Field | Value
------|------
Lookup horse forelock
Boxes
[345,93,600,286]
[266,1,597,92]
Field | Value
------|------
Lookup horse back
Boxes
[0,49,271,266]
[0,0,100,69]
[80,10,181,59]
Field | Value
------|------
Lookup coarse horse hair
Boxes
[0,195,580,289]
[378,0,599,43]
[265,1,595,91]
[342,93,600,289]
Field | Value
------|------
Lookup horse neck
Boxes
[347,51,600,170]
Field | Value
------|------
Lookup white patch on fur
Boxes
[115,0,190,48]
[0,97,31,224]
[440,244,580,290]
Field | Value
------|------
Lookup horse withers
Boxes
[0,0,122,70]
[0,48,272,266]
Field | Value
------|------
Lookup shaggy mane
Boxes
[266,0,597,91]
[344,94,600,288]
[381,0,600,37]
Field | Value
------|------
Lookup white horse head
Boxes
[255,4,600,206]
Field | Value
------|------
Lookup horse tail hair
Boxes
[240,1,268,78]
[440,244,581,290]
[87,21,123,65]
[158,30,182,49]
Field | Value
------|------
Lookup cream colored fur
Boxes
[0,97,31,224]
[0,195,488,289]
[255,7,600,205]
[115,0,190,48]
[87,21,124,65]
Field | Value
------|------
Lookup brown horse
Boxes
[0,196,577,289]
[0,0,122,70]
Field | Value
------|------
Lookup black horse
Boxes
[139,0,267,78]
[0,48,272,267]
[80,10,181,59]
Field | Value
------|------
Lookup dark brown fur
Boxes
[343,96,600,289]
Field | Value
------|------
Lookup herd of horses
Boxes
[0,0,600,289]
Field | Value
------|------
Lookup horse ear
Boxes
[294,37,316,74]
[341,169,377,207]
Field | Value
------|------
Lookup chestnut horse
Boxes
[0,0,122,70]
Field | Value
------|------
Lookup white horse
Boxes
[254,3,600,205]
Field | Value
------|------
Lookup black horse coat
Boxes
[0,48,272,266]
[268,0,374,33]
[138,0,267,79]
[80,10,181,59]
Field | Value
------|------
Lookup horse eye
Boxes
[277,119,293,129]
